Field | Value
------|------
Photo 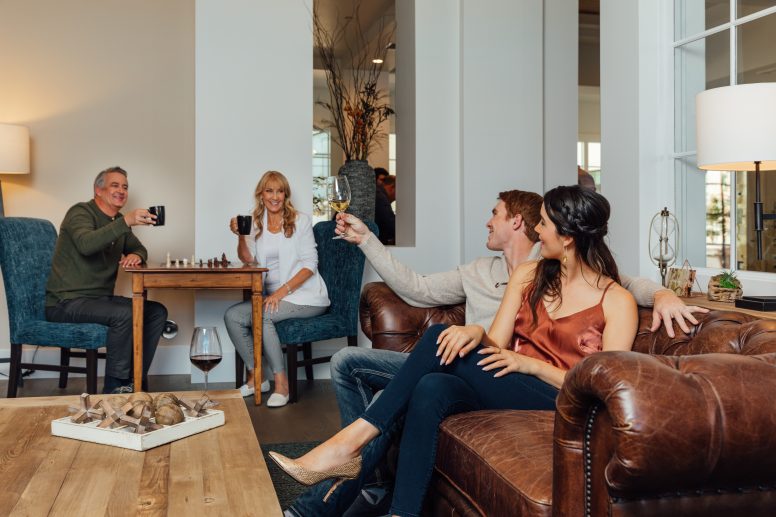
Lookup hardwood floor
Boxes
[0,375,342,444]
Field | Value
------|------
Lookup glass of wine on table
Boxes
[190,326,223,395]
[326,175,351,239]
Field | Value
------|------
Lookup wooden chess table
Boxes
[125,264,268,405]
[0,390,281,515]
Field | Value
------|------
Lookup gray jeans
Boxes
[223,300,327,375]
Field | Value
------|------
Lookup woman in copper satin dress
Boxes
[270,185,639,516]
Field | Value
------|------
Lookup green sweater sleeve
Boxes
[123,228,148,263]
[66,204,133,256]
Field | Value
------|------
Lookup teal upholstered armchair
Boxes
[0,217,108,396]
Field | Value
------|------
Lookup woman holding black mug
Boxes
[224,170,330,407]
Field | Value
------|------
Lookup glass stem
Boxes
[204,372,209,393]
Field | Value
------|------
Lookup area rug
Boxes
[261,441,321,510]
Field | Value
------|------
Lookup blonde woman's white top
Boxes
[250,211,330,307]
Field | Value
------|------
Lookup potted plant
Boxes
[313,2,395,220]
[707,270,743,302]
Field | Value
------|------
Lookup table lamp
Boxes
[696,83,776,260]
[0,124,30,217]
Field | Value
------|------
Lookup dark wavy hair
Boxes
[528,185,620,326]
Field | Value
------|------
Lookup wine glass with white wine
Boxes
[326,176,351,239]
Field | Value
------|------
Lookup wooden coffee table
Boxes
[0,390,281,516]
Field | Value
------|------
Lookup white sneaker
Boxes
[267,392,290,407]
[260,379,271,393]
[238,383,255,397]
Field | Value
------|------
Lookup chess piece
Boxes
[220,253,228,267]
[199,259,203,267]
[183,258,188,267]
[191,254,196,266]
[174,259,180,267]
[207,259,213,267]
[166,252,171,268]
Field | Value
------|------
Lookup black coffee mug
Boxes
[237,215,252,235]
[148,206,165,226]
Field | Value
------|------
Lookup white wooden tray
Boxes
[51,409,225,451]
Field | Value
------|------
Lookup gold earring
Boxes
[562,246,568,265]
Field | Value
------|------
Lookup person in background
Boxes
[271,186,639,516]
[375,175,396,245]
[224,170,330,407]
[578,166,596,191]
[45,166,167,394]
[283,187,708,516]
[374,167,389,188]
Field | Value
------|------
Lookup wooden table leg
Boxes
[251,273,263,405]
[132,274,145,392]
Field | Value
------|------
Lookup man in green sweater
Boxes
[45,166,167,394]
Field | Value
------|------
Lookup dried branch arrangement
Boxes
[313,1,395,161]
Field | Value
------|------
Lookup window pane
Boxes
[735,170,776,270]
[674,30,730,153]
[737,11,776,84]
[737,0,776,18]
[705,169,733,268]
[675,0,730,39]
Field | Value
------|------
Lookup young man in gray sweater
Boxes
[287,189,706,517]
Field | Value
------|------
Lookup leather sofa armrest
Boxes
[359,282,465,352]
[552,351,776,515]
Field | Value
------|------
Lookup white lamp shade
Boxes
[0,124,30,175]
[696,83,776,171]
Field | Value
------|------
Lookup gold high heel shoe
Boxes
[268,451,362,502]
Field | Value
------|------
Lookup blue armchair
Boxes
[0,217,108,397]
[277,220,376,403]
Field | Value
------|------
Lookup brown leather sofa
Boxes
[359,282,776,517]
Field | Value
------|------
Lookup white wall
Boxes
[0,0,195,379]
[461,0,544,263]
[194,0,313,382]
[601,0,642,276]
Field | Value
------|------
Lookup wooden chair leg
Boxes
[59,348,71,389]
[235,354,245,388]
[86,349,98,394]
[7,344,22,398]
[347,335,358,347]
[303,342,313,382]
[287,343,298,403]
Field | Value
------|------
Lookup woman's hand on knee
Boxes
[436,325,484,365]
[477,347,534,377]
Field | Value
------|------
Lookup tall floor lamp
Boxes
[696,83,776,260]
[0,124,30,217]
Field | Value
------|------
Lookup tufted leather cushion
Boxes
[434,410,555,517]
[359,282,465,352]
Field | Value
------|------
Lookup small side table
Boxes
[680,293,776,321]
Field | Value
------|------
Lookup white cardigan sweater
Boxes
[251,211,330,307]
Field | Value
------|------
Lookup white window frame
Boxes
[671,2,776,283]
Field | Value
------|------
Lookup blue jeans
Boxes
[288,347,407,517]
[362,325,558,517]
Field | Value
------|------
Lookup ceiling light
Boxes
[372,58,383,64]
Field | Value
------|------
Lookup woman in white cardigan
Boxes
[225,171,330,407]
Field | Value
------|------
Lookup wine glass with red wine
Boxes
[190,326,223,393]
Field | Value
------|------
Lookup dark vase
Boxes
[338,160,375,221]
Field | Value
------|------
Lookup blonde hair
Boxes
[252,171,297,238]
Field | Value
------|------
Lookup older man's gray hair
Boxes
[94,166,128,189]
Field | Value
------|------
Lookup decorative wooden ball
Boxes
[154,393,179,410]
[155,404,185,425]
[128,392,153,405]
